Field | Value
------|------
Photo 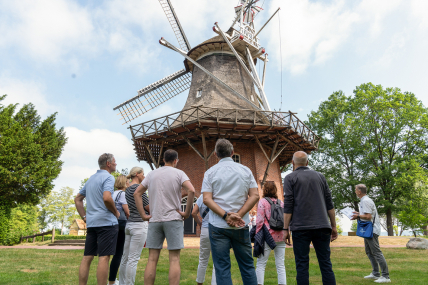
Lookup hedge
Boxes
[26,235,87,242]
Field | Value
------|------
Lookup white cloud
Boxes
[54,127,151,193]
[264,0,413,74]
[0,0,96,65]
[0,74,56,116]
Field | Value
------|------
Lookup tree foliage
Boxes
[1,204,39,245]
[0,95,67,243]
[307,83,428,235]
[0,95,67,207]
[45,187,76,235]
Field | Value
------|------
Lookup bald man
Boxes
[283,151,337,285]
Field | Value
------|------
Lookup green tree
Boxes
[307,83,428,235]
[336,217,343,235]
[3,204,39,245]
[46,187,76,235]
[0,95,67,244]
[37,197,50,232]
[351,221,358,232]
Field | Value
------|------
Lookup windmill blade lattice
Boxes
[158,0,191,52]
[114,69,192,124]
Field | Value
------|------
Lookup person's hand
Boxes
[283,230,291,246]
[176,210,190,220]
[142,214,152,221]
[115,210,120,219]
[351,211,359,220]
[331,226,338,242]
[83,217,86,223]
[226,212,245,227]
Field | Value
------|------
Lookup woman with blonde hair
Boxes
[108,175,130,285]
[119,167,150,285]
[255,181,286,285]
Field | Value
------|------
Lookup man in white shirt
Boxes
[202,139,260,285]
[352,184,390,283]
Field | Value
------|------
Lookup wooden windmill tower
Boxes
[113,0,320,235]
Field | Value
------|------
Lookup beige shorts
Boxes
[146,220,184,250]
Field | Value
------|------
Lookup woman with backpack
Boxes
[119,167,149,285]
[255,181,286,285]
[109,175,130,285]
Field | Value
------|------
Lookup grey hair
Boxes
[215,139,234,159]
[292,151,308,166]
[127,166,144,179]
[356,184,367,194]
[98,153,115,169]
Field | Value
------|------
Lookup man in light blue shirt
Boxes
[202,139,260,285]
[75,153,120,285]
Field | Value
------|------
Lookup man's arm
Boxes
[103,191,120,219]
[134,184,151,221]
[283,213,292,246]
[351,212,372,220]
[176,180,195,219]
[236,187,259,219]
[192,204,202,226]
[74,194,86,222]
[328,208,338,242]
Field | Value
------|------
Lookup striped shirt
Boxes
[125,184,149,222]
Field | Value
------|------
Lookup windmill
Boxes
[113,0,320,235]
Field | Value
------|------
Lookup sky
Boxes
[1,0,427,232]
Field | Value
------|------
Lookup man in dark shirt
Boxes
[283,151,337,285]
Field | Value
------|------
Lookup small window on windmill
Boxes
[251,95,255,102]
[232,154,241,164]
[196,88,202,98]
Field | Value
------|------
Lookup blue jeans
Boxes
[209,224,257,285]
[292,228,336,285]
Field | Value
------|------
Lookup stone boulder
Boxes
[406,238,428,250]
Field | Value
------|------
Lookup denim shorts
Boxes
[146,220,184,250]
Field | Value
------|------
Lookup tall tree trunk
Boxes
[423,225,428,236]
[386,209,394,236]
[61,221,64,236]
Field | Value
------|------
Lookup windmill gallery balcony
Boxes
[128,106,320,173]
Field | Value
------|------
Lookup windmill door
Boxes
[181,196,197,235]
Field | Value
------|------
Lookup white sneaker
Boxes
[364,273,380,280]
[374,277,391,283]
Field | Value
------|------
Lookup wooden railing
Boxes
[20,227,55,244]
[129,106,321,148]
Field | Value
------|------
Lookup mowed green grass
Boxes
[0,247,427,284]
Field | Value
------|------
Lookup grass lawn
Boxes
[0,247,427,284]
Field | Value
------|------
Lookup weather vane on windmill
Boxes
[113,0,319,235]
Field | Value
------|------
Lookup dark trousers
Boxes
[108,228,126,281]
[209,224,257,285]
[292,228,336,285]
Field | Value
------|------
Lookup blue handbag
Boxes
[356,214,376,239]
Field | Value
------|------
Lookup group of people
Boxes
[75,138,390,285]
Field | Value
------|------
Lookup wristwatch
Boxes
[222,212,228,220]
[283,228,288,231]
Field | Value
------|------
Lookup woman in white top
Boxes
[109,175,130,285]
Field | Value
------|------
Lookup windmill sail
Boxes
[158,0,191,52]
[114,69,192,124]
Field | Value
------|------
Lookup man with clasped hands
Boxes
[202,138,260,285]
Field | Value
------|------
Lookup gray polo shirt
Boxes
[79,170,118,228]
[359,195,381,236]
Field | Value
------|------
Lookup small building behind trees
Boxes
[69,219,87,236]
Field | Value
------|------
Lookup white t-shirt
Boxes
[359,195,381,236]
[113,190,127,220]
[201,157,258,229]
[196,195,209,228]
[141,166,190,223]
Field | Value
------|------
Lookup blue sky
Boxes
[1,0,427,231]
